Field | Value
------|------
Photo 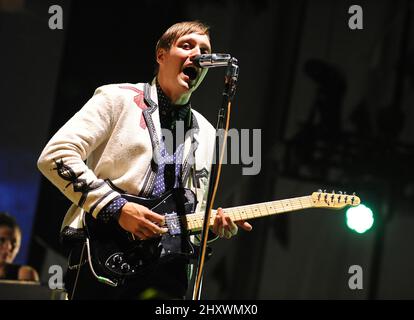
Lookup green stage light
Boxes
[346,204,374,234]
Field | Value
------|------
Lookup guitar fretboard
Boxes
[185,195,314,232]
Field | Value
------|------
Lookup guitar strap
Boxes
[68,241,85,300]
[192,163,198,199]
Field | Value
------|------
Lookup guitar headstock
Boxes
[311,190,361,209]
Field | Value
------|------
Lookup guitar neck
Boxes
[185,195,314,233]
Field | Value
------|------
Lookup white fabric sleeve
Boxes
[37,86,121,218]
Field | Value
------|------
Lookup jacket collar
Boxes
[142,81,201,190]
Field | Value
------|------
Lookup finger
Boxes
[140,226,155,238]
[217,210,227,238]
[224,230,233,239]
[213,208,223,234]
[142,219,168,235]
[134,230,146,240]
[144,210,165,226]
[141,219,168,237]
[214,216,225,237]
[219,222,225,238]
[225,216,238,235]
[236,220,253,231]
[213,214,221,235]
[220,210,228,229]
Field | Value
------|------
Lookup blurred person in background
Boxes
[0,212,39,282]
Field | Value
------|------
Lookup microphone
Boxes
[191,53,232,68]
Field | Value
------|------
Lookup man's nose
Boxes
[189,47,202,58]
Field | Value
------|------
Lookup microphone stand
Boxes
[192,57,239,300]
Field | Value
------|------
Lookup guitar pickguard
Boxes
[83,188,198,283]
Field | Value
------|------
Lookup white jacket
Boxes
[37,81,216,238]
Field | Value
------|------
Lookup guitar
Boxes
[83,188,360,286]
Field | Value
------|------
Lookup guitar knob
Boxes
[121,263,131,272]
[112,255,122,264]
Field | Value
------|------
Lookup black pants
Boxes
[64,244,189,300]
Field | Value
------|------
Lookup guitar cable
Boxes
[81,210,119,288]
[85,237,118,287]
[69,242,85,300]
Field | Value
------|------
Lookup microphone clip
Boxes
[191,53,233,68]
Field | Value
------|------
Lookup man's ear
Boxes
[156,48,166,65]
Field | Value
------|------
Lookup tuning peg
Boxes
[324,189,327,193]
[338,191,343,195]
[352,192,356,196]
[332,190,335,194]
[318,189,322,193]
[344,191,347,195]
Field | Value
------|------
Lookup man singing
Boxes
[38,21,252,300]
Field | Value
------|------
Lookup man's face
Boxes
[157,32,211,104]
[0,226,21,265]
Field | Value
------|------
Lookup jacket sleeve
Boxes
[37,85,122,218]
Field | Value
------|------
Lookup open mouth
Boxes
[182,66,198,81]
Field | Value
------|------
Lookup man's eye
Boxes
[181,43,191,49]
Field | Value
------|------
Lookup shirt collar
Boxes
[156,80,191,129]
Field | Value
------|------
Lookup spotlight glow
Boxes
[346,204,374,234]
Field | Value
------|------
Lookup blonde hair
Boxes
[154,21,210,74]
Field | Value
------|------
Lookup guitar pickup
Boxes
[165,212,181,236]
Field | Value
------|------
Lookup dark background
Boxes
[1,0,414,299]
